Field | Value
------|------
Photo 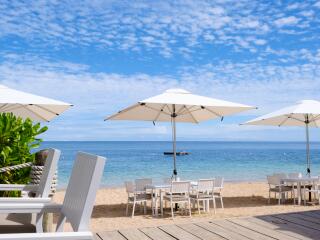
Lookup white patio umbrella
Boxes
[0,84,72,121]
[244,100,320,176]
[105,88,255,178]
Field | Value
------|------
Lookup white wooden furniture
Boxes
[282,176,319,205]
[303,176,320,205]
[125,181,150,218]
[146,184,170,217]
[163,181,191,219]
[0,151,106,240]
[213,177,224,209]
[0,148,61,232]
[190,179,216,214]
[267,175,293,205]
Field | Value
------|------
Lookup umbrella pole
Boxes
[172,105,177,180]
[305,117,312,202]
[306,122,310,176]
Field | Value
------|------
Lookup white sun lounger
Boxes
[0,151,106,240]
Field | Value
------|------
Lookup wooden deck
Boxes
[96,210,320,240]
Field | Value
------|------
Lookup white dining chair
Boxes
[213,177,224,209]
[267,175,293,205]
[190,179,216,214]
[125,181,150,218]
[163,181,191,219]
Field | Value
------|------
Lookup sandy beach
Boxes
[53,181,319,233]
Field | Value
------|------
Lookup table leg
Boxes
[154,190,158,217]
[298,182,301,205]
[160,190,163,216]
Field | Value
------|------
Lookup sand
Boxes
[52,181,319,232]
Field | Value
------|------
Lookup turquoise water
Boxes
[41,141,320,188]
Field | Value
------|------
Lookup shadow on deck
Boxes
[97,210,320,240]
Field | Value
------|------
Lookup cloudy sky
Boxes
[0,0,320,141]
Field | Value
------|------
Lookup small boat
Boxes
[164,151,189,156]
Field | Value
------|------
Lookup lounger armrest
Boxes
[0,231,93,240]
[0,202,62,214]
[0,184,39,192]
[0,197,51,203]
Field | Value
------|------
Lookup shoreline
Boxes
[56,179,267,191]
[52,180,319,232]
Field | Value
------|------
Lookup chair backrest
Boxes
[163,178,172,185]
[267,175,280,186]
[171,181,190,194]
[125,181,135,193]
[135,178,152,192]
[36,148,61,198]
[197,179,215,192]
[288,172,302,178]
[214,177,224,189]
[273,173,288,179]
[60,152,106,232]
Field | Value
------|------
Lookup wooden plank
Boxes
[274,214,320,231]
[212,219,274,240]
[288,212,320,225]
[159,224,201,240]
[229,218,299,240]
[195,222,250,240]
[140,227,176,240]
[178,223,224,240]
[299,211,320,220]
[246,217,311,240]
[256,215,320,240]
[97,231,127,240]
[119,229,150,240]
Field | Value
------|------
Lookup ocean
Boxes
[40,141,320,188]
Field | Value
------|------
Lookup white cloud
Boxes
[274,16,300,27]
[0,1,317,58]
[1,55,319,141]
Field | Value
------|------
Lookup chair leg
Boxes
[268,190,271,204]
[197,199,200,214]
[188,199,192,217]
[278,192,281,205]
[132,201,136,218]
[220,195,224,209]
[170,201,174,219]
[212,196,216,214]
[144,201,147,215]
[126,202,129,216]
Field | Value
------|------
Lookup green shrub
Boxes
[0,113,48,196]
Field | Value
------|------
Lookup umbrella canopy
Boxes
[244,100,320,175]
[107,89,254,123]
[106,88,255,177]
[0,84,72,121]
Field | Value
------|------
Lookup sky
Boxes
[0,0,320,141]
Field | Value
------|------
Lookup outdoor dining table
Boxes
[146,181,199,217]
[281,176,319,205]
